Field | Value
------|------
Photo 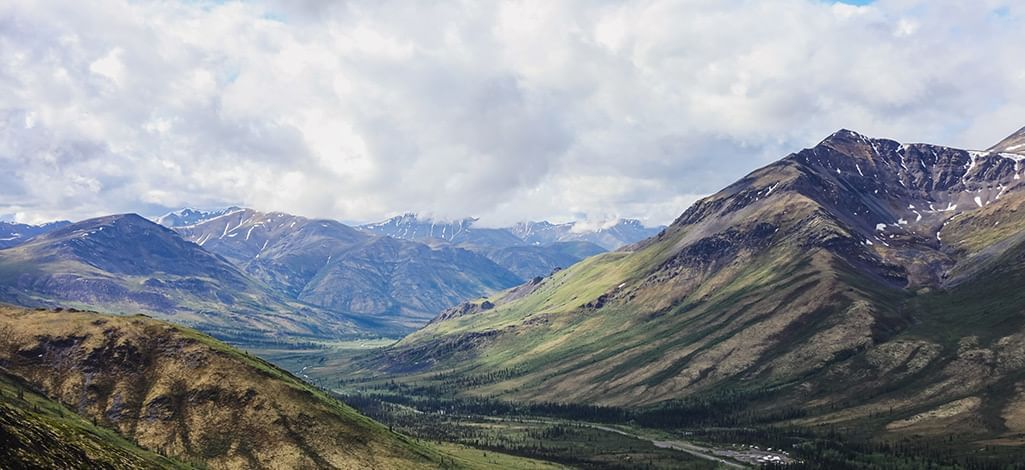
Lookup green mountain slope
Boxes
[340,127,1025,443]
[0,305,450,469]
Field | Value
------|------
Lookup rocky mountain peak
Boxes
[155,206,244,228]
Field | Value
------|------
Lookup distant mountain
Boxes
[359,213,661,278]
[0,214,369,342]
[173,209,522,329]
[0,220,71,249]
[359,213,525,252]
[349,126,1025,444]
[154,206,243,228]
[362,213,663,251]
[487,241,606,279]
[510,219,664,250]
[0,305,452,468]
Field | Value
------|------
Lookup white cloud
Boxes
[0,0,1023,227]
[89,48,125,85]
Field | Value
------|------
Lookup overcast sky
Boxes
[1,0,1023,226]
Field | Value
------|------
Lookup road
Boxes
[479,416,749,468]
[584,423,747,469]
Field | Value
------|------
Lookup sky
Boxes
[0,0,1023,227]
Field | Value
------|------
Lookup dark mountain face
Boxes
[0,214,367,342]
[174,209,522,330]
[0,220,70,249]
[347,126,1025,443]
[39,214,249,280]
[295,236,523,326]
[487,241,607,279]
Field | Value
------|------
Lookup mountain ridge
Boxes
[360,213,664,251]
[0,214,374,342]
[0,220,72,249]
[173,209,523,330]
[334,126,1025,444]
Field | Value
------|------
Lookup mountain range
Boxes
[0,220,70,249]
[357,213,659,279]
[0,205,649,342]
[0,214,374,343]
[340,125,1025,442]
[359,213,663,251]
[155,207,244,229]
[170,209,523,329]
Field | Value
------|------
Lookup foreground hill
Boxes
[1,365,187,468]
[0,305,450,469]
[0,214,369,342]
[173,209,522,329]
[345,127,1025,442]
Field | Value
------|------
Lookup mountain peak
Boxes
[989,125,1025,154]
[156,206,245,228]
[817,128,885,153]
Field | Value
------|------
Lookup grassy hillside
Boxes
[0,366,189,469]
[0,305,571,469]
[319,130,1025,458]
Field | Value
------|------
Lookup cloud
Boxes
[0,0,1022,226]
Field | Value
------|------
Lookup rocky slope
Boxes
[174,209,522,329]
[341,126,1025,443]
[0,214,369,343]
[155,207,243,229]
[1,365,187,469]
[0,305,448,469]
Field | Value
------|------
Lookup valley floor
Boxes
[250,342,1025,469]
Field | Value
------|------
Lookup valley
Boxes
[250,126,1025,468]
[3,2,1018,467]
[4,127,1025,468]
